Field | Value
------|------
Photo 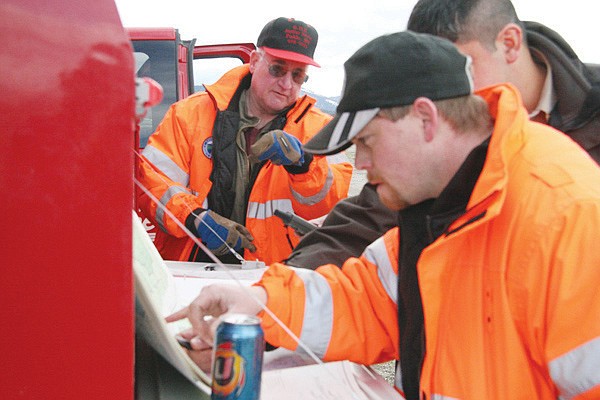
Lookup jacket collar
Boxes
[445,84,529,234]
[204,64,251,111]
[204,64,318,123]
[524,21,600,131]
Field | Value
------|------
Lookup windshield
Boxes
[132,40,178,148]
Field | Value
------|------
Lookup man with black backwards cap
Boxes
[137,17,352,265]
[169,31,600,399]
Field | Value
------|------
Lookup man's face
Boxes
[455,40,509,90]
[352,112,433,210]
[249,51,307,116]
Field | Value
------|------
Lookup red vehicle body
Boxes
[1,2,252,398]
[2,0,135,399]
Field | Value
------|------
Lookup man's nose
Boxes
[277,71,294,88]
[354,147,371,170]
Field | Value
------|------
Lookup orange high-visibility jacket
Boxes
[138,65,352,264]
[257,84,600,399]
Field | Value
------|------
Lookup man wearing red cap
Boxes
[137,17,352,265]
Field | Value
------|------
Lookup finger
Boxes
[183,317,219,352]
[235,224,254,240]
[178,324,212,345]
[189,334,213,350]
[231,226,255,251]
[250,132,275,156]
[185,298,219,335]
[169,310,214,350]
[176,327,195,340]
[241,236,257,252]
[185,286,229,329]
[165,306,189,323]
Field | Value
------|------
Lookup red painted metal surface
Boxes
[0,0,135,398]
[193,43,256,60]
[126,27,178,41]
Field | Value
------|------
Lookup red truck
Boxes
[1,1,251,398]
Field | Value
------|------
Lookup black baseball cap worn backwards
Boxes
[304,31,475,155]
[257,17,320,67]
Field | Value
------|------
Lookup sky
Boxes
[115,0,599,98]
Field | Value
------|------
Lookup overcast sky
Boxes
[116,0,599,97]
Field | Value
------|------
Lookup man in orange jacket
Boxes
[284,0,600,272]
[137,17,352,265]
[169,32,600,399]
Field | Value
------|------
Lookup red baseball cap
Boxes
[257,17,320,67]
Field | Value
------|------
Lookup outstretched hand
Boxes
[165,284,267,368]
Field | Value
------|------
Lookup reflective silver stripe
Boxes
[156,185,191,231]
[362,236,397,304]
[142,145,190,186]
[290,167,334,206]
[247,199,293,220]
[292,267,334,359]
[329,112,350,148]
[395,364,462,400]
[549,336,600,399]
[394,361,403,392]
[326,153,350,165]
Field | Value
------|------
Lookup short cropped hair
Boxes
[407,0,523,51]
[378,94,492,135]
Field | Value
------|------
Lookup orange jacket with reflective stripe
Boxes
[257,84,600,399]
[138,65,352,264]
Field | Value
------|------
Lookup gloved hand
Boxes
[250,130,305,166]
[193,210,256,256]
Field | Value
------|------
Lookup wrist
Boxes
[284,152,313,174]
[186,207,207,236]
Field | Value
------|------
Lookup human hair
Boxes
[379,94,492,135]
[407,0,523,51]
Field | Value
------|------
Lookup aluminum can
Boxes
[211,314,264,400]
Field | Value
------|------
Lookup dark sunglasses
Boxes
[262,57,309,85]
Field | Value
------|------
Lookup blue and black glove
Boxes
[191,210,256,256]
[250,130,306,166]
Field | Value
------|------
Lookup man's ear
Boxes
[413,97,437,142]
[249,50,260,73]
[497,23,523,64]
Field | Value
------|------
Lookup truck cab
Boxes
[128,27,255,149]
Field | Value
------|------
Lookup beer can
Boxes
[211,314,264,400]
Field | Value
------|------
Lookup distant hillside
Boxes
[301,89,339,115]
[194,85,339,115]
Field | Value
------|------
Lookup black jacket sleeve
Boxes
[284,183,398,269]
